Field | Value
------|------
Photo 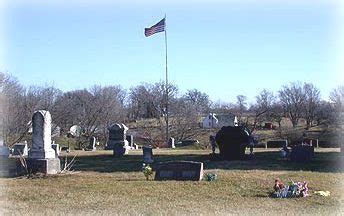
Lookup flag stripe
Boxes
[144,18,165,37]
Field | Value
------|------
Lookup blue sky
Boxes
[1,0,343,103]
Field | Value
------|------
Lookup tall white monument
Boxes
[28,110,60,174]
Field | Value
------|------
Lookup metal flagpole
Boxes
[164,15,169,146]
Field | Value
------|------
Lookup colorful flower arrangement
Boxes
[272,178,309,198]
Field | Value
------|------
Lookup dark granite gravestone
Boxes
[154,161,203,181]
[303,138,319,148]
[108,123,129,156]
[180,140,199,146]
[143,146,153,164]
[126,135,134,148]
[85,136,96,151]
[215,126,253,160]
[0,157,21,177]
[60,146,70,153]
[0,146,9,157]
[267,140,288,148]
[12,144,28,156]
[290,144,314,163]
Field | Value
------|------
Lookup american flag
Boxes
[144,18,165,37]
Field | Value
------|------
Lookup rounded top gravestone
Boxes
[108,123,128,132]
[29,110,55,159]
[215,126,253,160]
[108,123,128,140]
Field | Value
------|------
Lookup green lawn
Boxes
[0,148,343,215]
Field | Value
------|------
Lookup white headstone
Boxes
[29,110,56,159]
[169,137,175,148]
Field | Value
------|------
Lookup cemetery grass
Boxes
[1,148,343,215]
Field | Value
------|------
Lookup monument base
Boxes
[29,149,56,159]
[26,158,61,175]
[113,141,129,157]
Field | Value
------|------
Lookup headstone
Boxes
[60,146,70,153]
[51,144,60,157]
[29,111,56,159]
[215,126,252,160]
[0,146,10,157]
[154,161,203,181]
[12,144,28,157]
[169,137,175,148]
[126,135,134,148]
[181,140,199,146]
[27,110,60,174]
[303,138,319,148]
[108,123,129,156]
[143,146,153,164]
[267,140,288,148]
[85,136,96,151]
[290,144,314,163]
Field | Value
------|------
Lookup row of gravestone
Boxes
[108,124,175,157]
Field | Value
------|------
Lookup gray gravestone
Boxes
[290,144,314,163]
[303,138,319,148]
[51,144,60,157]
[154,161,203,181]
[29,111,56,159]
[0,144,9,157]
[12,144,28,157]
[169,137,175,149]
[27,110,60,174]
[126,135,134,148]
[86,136,96,151]
[143,146,153,164]
[108,123,129,156]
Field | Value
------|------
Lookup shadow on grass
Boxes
[70,150,344,174]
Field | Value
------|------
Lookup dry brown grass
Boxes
[0,148,343,215]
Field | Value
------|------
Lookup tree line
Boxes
[0,72,343,146]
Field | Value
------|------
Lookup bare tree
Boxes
[251,89,275,131]
[278,82,305,128]
[1,73,28,146]
[53,85,126,146]
[210,100,236,114]
[315,101,334,126]
[168,98,201,141]
[183,89,210,114]
[303,83,321,128]
[329,85,344,126]
[168,90,210,141]
[235,95,247,125]
[90,85,127,144]
[330,85,344,111]
[128,84,160,119]
[268,102,285,128]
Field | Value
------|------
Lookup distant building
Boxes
[202,113,238,128]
